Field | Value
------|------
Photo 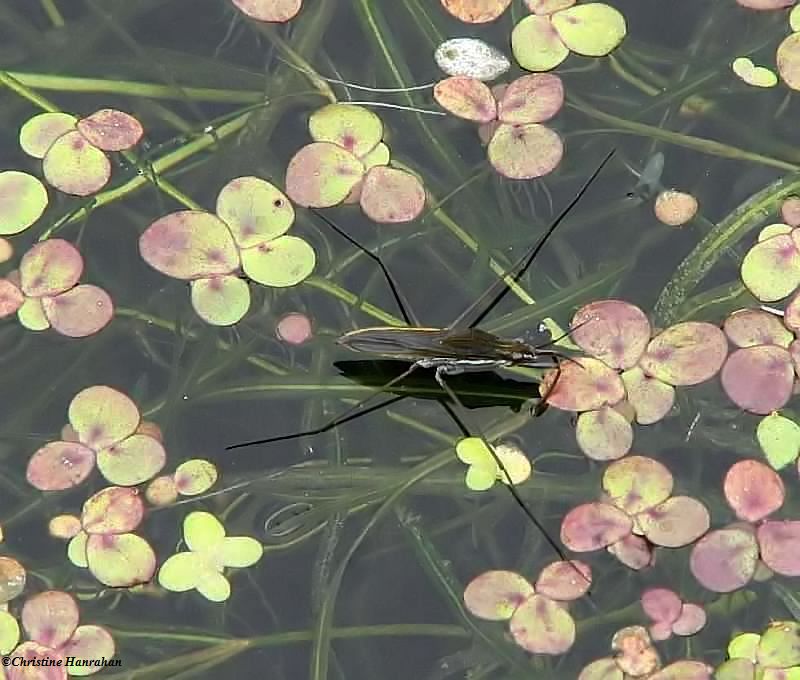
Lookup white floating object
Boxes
[434,38,510,82]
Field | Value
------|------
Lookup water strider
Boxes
[227,150,616,575]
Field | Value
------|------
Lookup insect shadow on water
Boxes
[226,150,616,581]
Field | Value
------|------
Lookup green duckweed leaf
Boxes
[216,176,295,249]
[0,171,48,235]
[285,142,365,208]
[42,130,111,197]
[757,412,800,470]
[309,103,383,158]
[512,15,569,72]
[19,112,78,159]
[240,235,315,287]
[550,3,627,57]
[97,434,166,486]
[86,532,156,587]
[69,385,140,451]
[190,275,251,326]
[19,239,83,298]
[487,123,563,179]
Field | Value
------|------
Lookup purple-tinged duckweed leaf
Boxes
[190,275,250,326]
[690,527,759,592]
[740,232,800,301]
[637,496,709,548]
[463,570,534,620]
[572,300,651,370]
[603,456,673,516]
[42,284,114,338]
[96,434,166,487]
[0,279,24,318]
[724,459,785,522]
[68,385,139,451]
[721,345,794,414]
[0,171,48,235]
[509,593,576,655]
[61,624,115,674]
[487,123,563,179]
[434,76,497,122]
[21,591,78,649]
[607,533,654,570]
[216,176,295,249]
[440,0,511,24]
[359,166,426,224]
[77,109,143,151]
[276,312,313,345]
[42,130,111,197]
[81,487,144,535]
[231,0,302,22]
[575,406,633,461]
[309,104,383,158]
[724,308,792,348]
[534,560,591,601]
[285,142,365,208]
[174,459,218,496]
[757,520,800,576]
[561,502,633,552]
[26,441,96,491]
[758,222,793,241]
[19,239,83,298]
[641,587,682,625]
[783,198,800,226]
[671,604,707,637]
[542,356,625,412]
[19,112,77,159]
[497,73,564,124]
[638,321,728,386]
[85,533,156,588]
[621,367,674,425]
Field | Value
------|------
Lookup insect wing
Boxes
[337,327,456,360]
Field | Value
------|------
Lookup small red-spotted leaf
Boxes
[724,459,785,522]
[68,385,140,450]
[487,123,563,179]
[42,284,114,338]
[191,275,250,326]
[81,486,144,535]
[757,520,800,576]
[638,322,727,386]
[575,406,633,461]
[621,367,674,425]
[535,560,591,601]
[572,300,651,370]
[740,232,800,301]
[26,441,96,491]
[21,591,78,649]
[497,73,564,124]
[641,588,682,624]
[463,570,534,620]
[359,166,426,224]
[19,112,78,159]
[77,109,143,151]
[671,604,706,636]
[602,456,673,516]
[637,496,710,548]
[561,502,633,552]
[721,345,794,414]
[690,527,759,592]
[19,239,83,298]
[509,593,575,655]
[96,434,166,487]
[42,130,111,197]
[285,142,365,208]
[86,533,156,587]
[433,76,497,122]
[216,176,295,249]
[724,308,793,348]
[541,357,625,412]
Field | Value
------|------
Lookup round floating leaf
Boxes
[68,531,89,568]
[637,496,710,548]
[512,15,569,72]
[231,0,301,21]
[433,76,497,122]
[638,321,727,386]
[654,190,699,226]
[309,104,383,157]
[575,406,633,461]
[541,356,626,412]
[737,0,795,7]
[724,308,792,348]
[81,486,144,535]
[603,455,673,516]
[191,275,250,326]
[77,109,143,151]
[509,593,575,655]
[550,4,627,57]
[671,604,707,637]
[534,561,591,601]
[276,312,313,345]
[434,38,510,81]
[497,73,564,124]
[757,624,800,674]
[0,279,23,318]
[219,536,262,568]
[783,198,800,226]
[42,130,111,196]
[69,385,140,450]
[494,442,532,485]
[561,502,633,552]
[49,515,82,540]
[757,412,800,470]
[97,434,166,486]
[184,511,225,551]
[578,659,624,680]
[146,475,178,506]
[20,239,83,298]
[758,521,800,576]
[526,0,576,14]
[464,570,534,620]
[21,590,78,649]
[17,296,50,331]
[175,459,218,496]
[359,166,426,223]
[732,57,778,87]
[440,0,511,23]
[158,552,201,593]
[689,527,759,593]
[0,557,26,604]
[86,532,156,587]
[641,588,682,625]
[139,210,240,280]
[649,661,714,680]
[572,299,651,370]
[361,142,390,170]
[728,632,760,661]
[0,171,48,235]
[621,367,674,425]
[42,284,114,338]
[9,642,66,678]
[26,441,96,491]
[721,345,794,414]
[0,610,19,655]
[760,222,793,240]
[487,123,563,179]
[740,232,800,301]
[786,290,800,332]
[61,625,115,677]
[216,176,295,249]
[285,142,365,208]
[611,626,658,678]
[607,533,654,570]
[19,112,77,159]
[240,235,315,287]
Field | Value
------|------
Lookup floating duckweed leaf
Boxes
[487,123,563,179]
[26,441,96,491]
[641,588,682,626]
[724,308,792,348]
[779,33,800,91]
[732,57,778,87]
[17,296,49,331]
[493,442,532,485]
[578,658,624,680]
[97,434,166,486]
[721,345,794,414]
[19,112,77,159]
[137,420,162,442]
[240,235,316,287]
[757,412,800,470]
[146,475,178,506]
[497,73,564,124]
[20,239,83,298]
[654,190,699,226]
[0,171,48,235]
[550,4,627,57]
[440,0,511,23]
[758,621,800,670]
[285,142,365,208]
[86,533,156,587]
[360,166,426,223]
[174,459,218,496]
[0,610,19,654]
[216,176,295,249]
[21,591,78,649]
[575,406,633,461]
[42,284,114,338]
[561,502,633,552]
[509,593,575,655]
[689,527,759,593]
[434,38,510,81]
[77,109,143,151]
[69,385,139,450]
[650,661,714,680]
[784,290,800,332]
[190,275,250,326]
[783,199,800,227]
[68,531,89,567]
[542,356,625,411]
[0,279,23,318]
[737,0,795,8]
[526,0,576,13]
[572,300,651,370]
[512,14,570,72]
[0,238,12,263]
[671,604,707,637]
[759,222,793,240]
[309,104,383,158]
[792,4,800,29]
[741,232,800,301]
[276,312,313,345]
[361,142,391,170]
[608,532,654,570]
[62,624,116,677]
[139,210,240,280]
[231,0,302,22]
[455,437,531,490]
[49,515,82,540]
[433,76,497,122]
[603,456,673,516]
[638,321,727,386]
[42,130,111,196]
[463,570,534,620]
[757,521,800,576]
[621,367,674,425]
[534,560,591,601]
[81,486,144,535]
[611,626,659,677]
[638,496,710,548]
[11,641,65,672]
[0,557,25,604]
